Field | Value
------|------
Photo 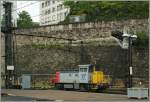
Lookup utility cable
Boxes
[2,1,39,15]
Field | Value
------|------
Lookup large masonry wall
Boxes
[10,18,149,86]
[13,19,148,46]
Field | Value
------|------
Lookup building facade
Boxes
[40,0,70,26]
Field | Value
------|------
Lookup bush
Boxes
[134,31,149,47]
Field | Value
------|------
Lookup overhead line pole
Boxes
[3,2,14,89]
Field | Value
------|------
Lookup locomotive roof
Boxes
[58,64,102,72]
[78,64,91,67]
[59,68,79,72]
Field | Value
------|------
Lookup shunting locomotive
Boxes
[50,64,111,91]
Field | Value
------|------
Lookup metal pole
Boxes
[130,38,133,88]
[3,2,13,88]
[68,39,72,68]
[128,37,133,88]
[80,41,84,64]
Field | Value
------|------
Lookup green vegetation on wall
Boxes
[134,30,149,47]
[64,1,149,22]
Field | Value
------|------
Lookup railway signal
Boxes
[111,28,137,88]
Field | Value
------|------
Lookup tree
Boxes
[17,11,37,28]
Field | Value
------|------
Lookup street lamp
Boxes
[122,29,137,88]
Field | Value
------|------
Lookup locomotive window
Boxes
[80,68,87,72]
[84,68,87,72]
[80,68,84,72]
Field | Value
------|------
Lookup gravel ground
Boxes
[1,89,148,101]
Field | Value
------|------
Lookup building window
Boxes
[60,13,63,20]
[57,14,59,20]
[42,3,44,8]
[57,5,59,11]
[52,0,55,4]
[45,10,47,15]
[60,4,63,9]
[47,1,50,6]
[46,1,48,7]
[48,9,50,14]
[49,16,51,21]
[52,15,56,21]
[57,4,63,11]
[52,7,55,12]
[42,11,45,15]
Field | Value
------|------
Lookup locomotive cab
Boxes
[79,64,91,84]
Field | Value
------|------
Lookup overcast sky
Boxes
[17,1,40,22]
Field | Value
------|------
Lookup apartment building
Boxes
[40,0,70,25]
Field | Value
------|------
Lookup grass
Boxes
[31,81,54,89]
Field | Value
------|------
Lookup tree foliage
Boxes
[134,31,149,47]
[17,11,39,28]
[64,1,149,21]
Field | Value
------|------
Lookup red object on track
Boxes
[49,71,60,84]
[55,71,60,83]
[50,74,53,82]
